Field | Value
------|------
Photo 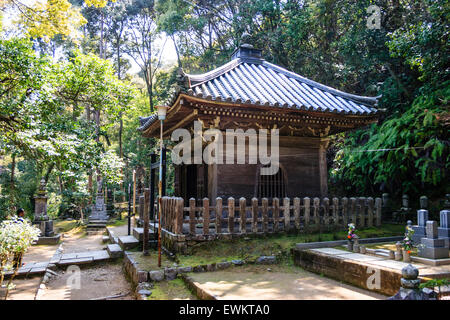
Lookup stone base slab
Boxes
[34,234,61,245]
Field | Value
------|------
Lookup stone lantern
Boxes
[33,178,60,244]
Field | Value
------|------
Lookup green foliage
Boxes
[419,278,450,290]
[330,0,449,198]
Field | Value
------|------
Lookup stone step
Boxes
[86,230,106,236]
[57,250,110,266]
[133,227,156,242]
[102,235,110,243]
[87,224,107,229]
[118,235,139,250]
[107,244,123,258]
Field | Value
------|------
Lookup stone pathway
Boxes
[5,224,134,300]
[187,265,386,300]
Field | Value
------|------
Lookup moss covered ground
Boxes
[147,278,197,300]
[130,224,405,270]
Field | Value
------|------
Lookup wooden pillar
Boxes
[216,197,222,234]
[162,147,167,196]
[304,197,310,228]
[283,197,290,232]
[143,188,150,255]
[318,139,330,197]
[262,198,269,233]
[239,197,246,233]
[175,197,184,234]
[273,198,280,233]
[228,197,234,233]
[203,197,210,235]
[251,198,258,233]
[208,163,217,205]
[189,198,196,235]
[132,169,136,215]
[323,197,330,225]
[293,197,300,231]
[149,154,156,221]
[313,197,320,225]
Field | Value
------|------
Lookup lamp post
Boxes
[157,105,168,267]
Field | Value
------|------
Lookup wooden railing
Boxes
[160,196,382,236]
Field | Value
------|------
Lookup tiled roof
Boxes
[139,45,379,132]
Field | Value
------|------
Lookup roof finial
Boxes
[240,32,254,48]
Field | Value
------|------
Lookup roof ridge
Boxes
[187,58,243,87]
[262,61,379,106]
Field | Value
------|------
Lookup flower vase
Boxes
[402,249,411,262]
[347,240,353,251]
[353,238,360,253]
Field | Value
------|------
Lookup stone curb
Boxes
[122,251,281,288]
[295,236,404,250]
[180,274,218,300]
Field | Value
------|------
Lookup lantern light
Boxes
[157,105,169,120]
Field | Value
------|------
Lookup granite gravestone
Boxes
[438,210,450,248]
[419,221,448,259]
[412,209,428,244]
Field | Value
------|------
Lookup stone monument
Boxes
[438,210,450,248]
[418,221,448,259]
[412,209,428,244]
[33,179,60,244]
[388,264,437,300]
[381,193,391,221]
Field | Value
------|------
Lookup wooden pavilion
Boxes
[139,42,379,203]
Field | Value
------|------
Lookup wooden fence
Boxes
[160,196,382,237]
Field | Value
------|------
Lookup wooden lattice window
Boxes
[256,165,286,199]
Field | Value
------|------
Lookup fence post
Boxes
[273,197,280,233]
[203,197,210,235]
[262,198,269,233]
[367,197,374,228]
[359,197,366,228]
[323,197,330,225]
[284,197,290,232]
[294,197,300,231]
[216,197,222,234]
[228,197,235,233]
[189,198,196,235]
[350,197,356,224]
[342,197,348,227]
[176,197,184,234]
[252,198,258,233]
[239,197,247,233]
[332,197,339,225]
[313,197,320,225]
[375,197,382,226]
[304,197,310,228]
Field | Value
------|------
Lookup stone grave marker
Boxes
[419,221,448,259]
[412,209,428,244]
[438,210,450,248]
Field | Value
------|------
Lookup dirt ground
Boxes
[5,276,42,300]
[187,264,387,300]
[37,261,134,300]
[6,223,136,300]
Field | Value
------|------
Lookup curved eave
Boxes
[140,93,379,138]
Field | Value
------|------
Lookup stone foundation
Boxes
[292,248,402,296]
